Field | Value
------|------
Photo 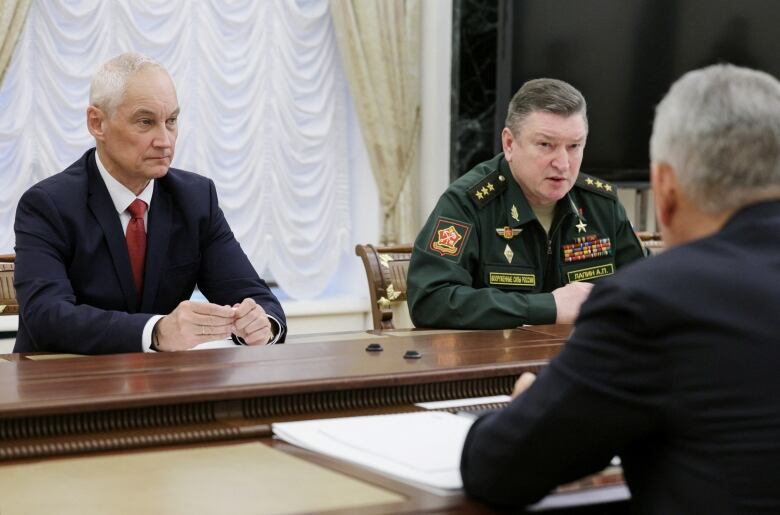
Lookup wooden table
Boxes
[0,326,626,514]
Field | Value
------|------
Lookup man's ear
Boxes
[86,106,106,141]
[651,161,678,229]
[501,127,515,161]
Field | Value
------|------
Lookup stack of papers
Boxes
[273,411,475,490]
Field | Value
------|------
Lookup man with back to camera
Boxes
[13,52,286,354]
[406,78,645,329]
[460,64,780,512]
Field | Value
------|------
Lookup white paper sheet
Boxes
[190,339,238,350]
[273,411,475,490]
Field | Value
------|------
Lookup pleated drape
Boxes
[0,0,31,87]
[330,0,421,244]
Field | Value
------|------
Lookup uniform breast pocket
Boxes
[562,257,615,284]
[483,264,541,292]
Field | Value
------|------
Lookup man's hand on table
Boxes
[232,298,274,345]
[153,300,236,351]
[512,372,537,398]
[552,281,594,323]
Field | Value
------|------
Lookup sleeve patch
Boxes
[427,217,472,259]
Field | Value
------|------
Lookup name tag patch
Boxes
[567,263,614,282]
[489,272,536,287]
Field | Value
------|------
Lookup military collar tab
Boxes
[564,193,582,217]
[575,173,617,199]
[467,169,508,208]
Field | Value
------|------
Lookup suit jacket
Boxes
[461,201,780,514]
[14,149,286,354]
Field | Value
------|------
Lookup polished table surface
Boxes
[0,325,627,514]
[0,327,567,417]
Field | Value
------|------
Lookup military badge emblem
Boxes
[496,226,523,240]
[428,217,471,257]
[504,244,514,263]
[435,226,462,253]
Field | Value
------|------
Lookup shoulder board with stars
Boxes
[575,173,617,200]
[467,170,508,208]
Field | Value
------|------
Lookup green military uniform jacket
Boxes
[407,154,645,329]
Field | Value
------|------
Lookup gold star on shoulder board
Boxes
[487,182,495,192]
[576,220,588,233]
[585,177,594,185]
[476,190,484,200]
[595,180,604,189]
[604,183,613,192]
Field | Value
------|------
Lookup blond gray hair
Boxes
[89,52,165,116]
[650,64,780,213]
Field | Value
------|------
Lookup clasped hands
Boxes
[153,298,273,351]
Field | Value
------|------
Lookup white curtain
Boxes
[0,0,354,300]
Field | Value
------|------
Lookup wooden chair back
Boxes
[0,254,18,315]
[636,232,665,255]
[354,244,414,330]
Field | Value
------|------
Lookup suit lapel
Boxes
[141,183,171,312]
[85,152,138,311]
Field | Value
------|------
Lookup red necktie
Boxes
[126,199,147,297]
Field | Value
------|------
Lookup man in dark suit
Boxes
[460,64,780,512]
[14,52,286,354]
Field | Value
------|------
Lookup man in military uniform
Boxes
[407,78,645,328]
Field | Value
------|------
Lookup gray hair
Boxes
[650,64,780,213]
[505,78,588,134]
[89,52,165,116]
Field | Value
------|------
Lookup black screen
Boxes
[495,0,780,181]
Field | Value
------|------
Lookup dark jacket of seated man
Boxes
[460,64,780,514]
[13,149,286,354]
